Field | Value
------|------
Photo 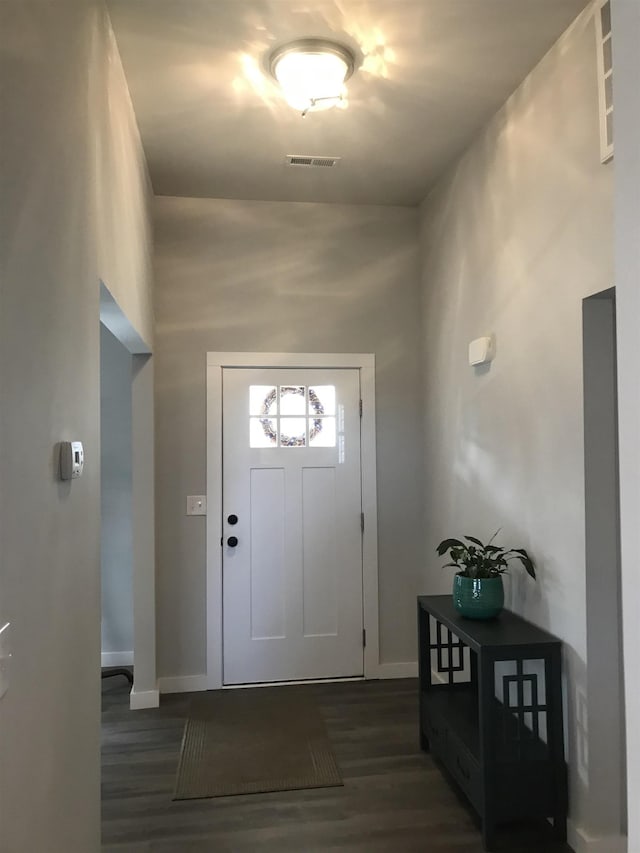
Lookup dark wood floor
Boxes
[102,678,573,853]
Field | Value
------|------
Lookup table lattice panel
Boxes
[430,618,471,684]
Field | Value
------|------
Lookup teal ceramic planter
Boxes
[453,574,504,619]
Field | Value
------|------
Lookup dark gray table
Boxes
[418,595,567,851]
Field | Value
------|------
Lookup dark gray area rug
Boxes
[173,686,343,800]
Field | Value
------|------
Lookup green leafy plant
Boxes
[436,530,536,580]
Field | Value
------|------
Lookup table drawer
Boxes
[448,732,481,811]
[422,706,448,756]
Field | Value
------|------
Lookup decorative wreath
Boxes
[260,386,325,446]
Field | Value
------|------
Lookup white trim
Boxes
[206,352,379,690]
[206,363,223,690]
[131,355,157,701]
[207,352,375,369]
[158,674,209,694]
[223,676,365,690]
[567,821,627,853]
[129,688,159,710]
[99,284,157,710]
[101,651,133,667]
[594,0,614,164]
[360,361,380,679]
[99,281,151,355]
[376,661,418,679]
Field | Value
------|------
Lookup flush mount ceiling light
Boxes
[269,39,356,116]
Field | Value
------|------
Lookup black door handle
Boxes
[227,514,238,525]
[227,536,239,547]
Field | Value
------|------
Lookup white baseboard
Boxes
[224,676,365,689]
[376,661,418,679]
[158,666,417,694]
[129,688,159,710]
[158,674,209,694]
[567,821,627,853]
[101,651,133,667]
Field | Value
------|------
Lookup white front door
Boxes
[222,368,363,685]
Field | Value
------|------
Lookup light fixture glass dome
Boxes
[270,39,355,114]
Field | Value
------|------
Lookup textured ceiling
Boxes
[108,0,589,206]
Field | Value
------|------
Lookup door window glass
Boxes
[280,418,306,447]
[309,386,335,415]
[249,417,277,447]
[249,385,337,448]
[249,385,276,415]
[280,386,306,416]
[309,417,336,447]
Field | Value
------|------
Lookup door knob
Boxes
[227,536,239,547]
[227,514,238,525]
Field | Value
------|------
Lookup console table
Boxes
[418,595,567,851]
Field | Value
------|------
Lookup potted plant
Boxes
[436,530,536,619]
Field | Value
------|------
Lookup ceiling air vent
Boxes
[286,155,341,168]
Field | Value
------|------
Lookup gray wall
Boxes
[418,6,613,845]
[0,4,101,849]
[96,24,154,349]
[101,324,133,659]
[0,2,153,850]
[153,197,424,677]
[611,1,640,848]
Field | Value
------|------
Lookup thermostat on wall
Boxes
[468,336,495,366]
[60,441,84,480]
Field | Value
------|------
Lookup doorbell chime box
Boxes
[59,441,84,480]
[468,336,495,366]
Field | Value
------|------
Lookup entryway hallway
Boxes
[101,678,572,852]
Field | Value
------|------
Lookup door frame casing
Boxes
[100,282,158,710]
[206,352,380,689]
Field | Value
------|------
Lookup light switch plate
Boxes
[186,495,207,516]
[0,622,11,701]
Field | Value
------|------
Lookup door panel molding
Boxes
[206,352,380,689]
